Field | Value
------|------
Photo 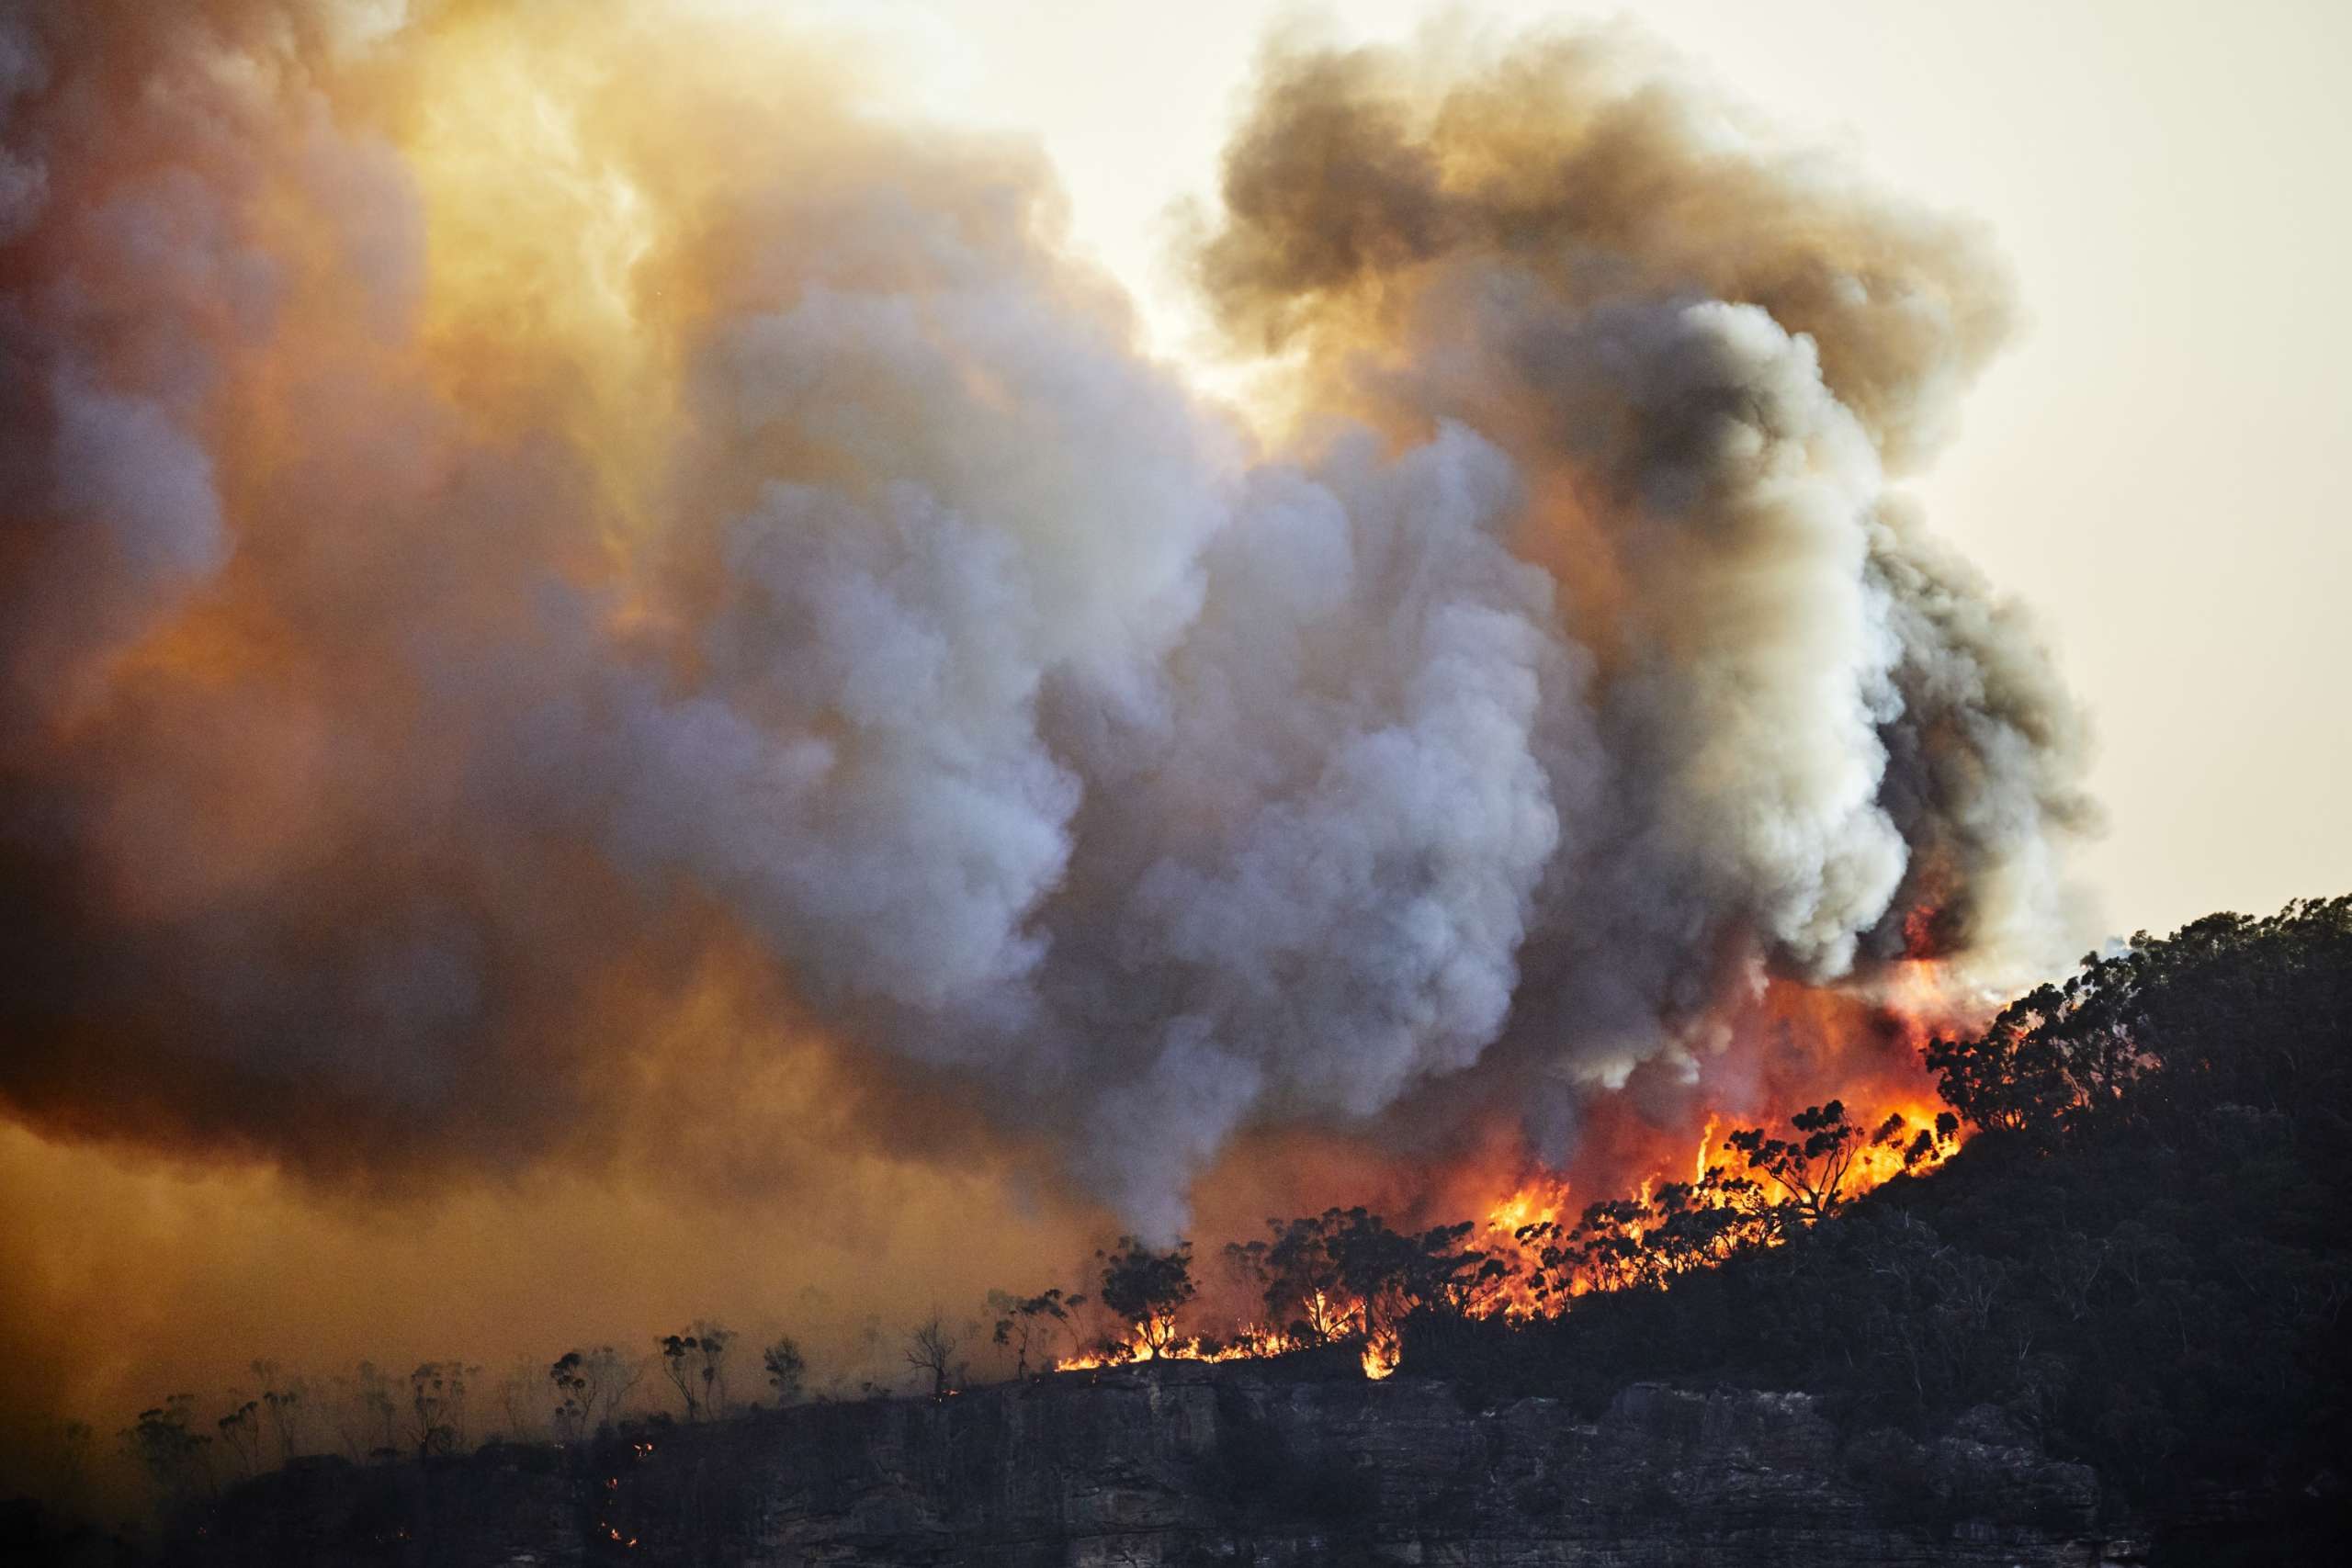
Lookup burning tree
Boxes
[1511,1167,1773,1305]
[1095,1238,1197,1358]
[1227,1207,1500,1348]
[1723,1101,1916,1226]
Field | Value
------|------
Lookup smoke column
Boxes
[0,0,2091,1423]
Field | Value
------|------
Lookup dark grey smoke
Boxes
[0,4,2094,1237]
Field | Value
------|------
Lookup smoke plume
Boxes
[0,0,2090,1397]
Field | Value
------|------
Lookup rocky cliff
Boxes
[177,1364,2142,1566]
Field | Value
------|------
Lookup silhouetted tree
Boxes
[215,1398,262,1478]
[1227,1215,1351,1343]
[548,1346,637,1439]
[331,1360,400,1462]
[406,1362,473,1459]
[988,1288,1084,1375]
[492,1357,546,1441]
[657,1323,735,1420]
[1724,1100,1908,1224]
[123,1395,210,1503]
[761,1336,806,1404]
[904,1315,962,1400]
[1096,1237,1196,1356]
[250,1360,306,1463]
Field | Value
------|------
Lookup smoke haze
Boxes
[0,0,2091,1464]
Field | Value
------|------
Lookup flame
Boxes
[1064,965,1973,1377]
[1053,1320,1304,1373]
[1691,1117,1719,1186]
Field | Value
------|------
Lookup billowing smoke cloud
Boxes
[0,0,2092,1257]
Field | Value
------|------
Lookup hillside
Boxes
[11,897,2346,1567]
[1409,896,2352,1561]
[91,1366,2127,1566]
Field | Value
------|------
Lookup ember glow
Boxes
[1058,1076,1962,1380]
[0,0,2092,1455]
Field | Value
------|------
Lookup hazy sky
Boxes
[845,0,2352,941]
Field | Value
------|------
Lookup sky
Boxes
[847,0,2352,941]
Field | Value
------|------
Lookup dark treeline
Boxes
[1408,896,2352,1561]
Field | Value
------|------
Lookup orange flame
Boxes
[1055,964,1974,1378]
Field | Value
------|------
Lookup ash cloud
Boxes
[0,4,2092,1240]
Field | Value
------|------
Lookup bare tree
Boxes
[328,1361,401,1462]
[904,1315,962,1401]
[494,1357,548,1441]
[250,1360,306,1463]
[761,1336,807,1405]
[406,1361,476,1459]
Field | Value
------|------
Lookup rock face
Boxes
[179,1367,2141,1566]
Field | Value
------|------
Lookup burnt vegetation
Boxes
[12,897,2346,1564]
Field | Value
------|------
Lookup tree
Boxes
[1096,1237,1196,1357]
[904,1315,962,1400]
[250,1360,307,1464]
[1923,989,2079,1140]
[761,1336,807,1405]
[989,1288,1084,1376]
[549,1346,638,1440]
[331,1360,400,1462]
[1227,1216,1352,1343]
[1724,1101,1910,1225]
[493,1357,548,1441]
[1228,1207,1502,1346]
[549,1352,594,1440]
[123,1395,211,1503]
[406,1361,474,1459]
[215,1398,262,1478]
[1924,897,2352,1145]
[1326,1211,1495,1333]
[657,1323,736,1421]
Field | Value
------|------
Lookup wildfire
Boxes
[1476,1176,1574,1320]
[1054,1322,1305,1373]
[1692,1117,1719,1186]
[1044,961,1973,1383]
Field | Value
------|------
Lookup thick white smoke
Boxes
[0,4,2093,1236]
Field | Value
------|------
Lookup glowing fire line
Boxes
[1052,1095,1960,1381]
